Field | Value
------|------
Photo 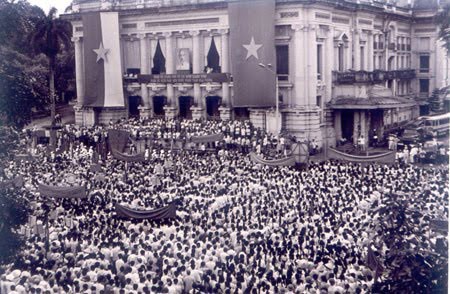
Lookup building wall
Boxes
[67,0,448,146]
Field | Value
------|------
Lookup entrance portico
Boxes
[331,96,417,147]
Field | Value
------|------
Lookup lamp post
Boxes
[258,63,280,135]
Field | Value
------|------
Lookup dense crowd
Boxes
[0,118,447,293]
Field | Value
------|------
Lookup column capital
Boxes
[189,30,201,37]
[162,31,172,38]
[71,36,81,43]
[138,33,147,40]
[218,28,229,35]
[291,24,305,32]
[309,24,318,31]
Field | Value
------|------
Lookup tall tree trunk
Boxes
[49,65,56,126]
[49,59,56,150]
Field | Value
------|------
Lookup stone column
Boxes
[191,30,201,74]
[139,34,148,74]
[360,110,368,147]
[307,25,317,107]
[163,32,176,117]
[353,111,360,145]
[138,84,152,118]
[219,29,230,119]
[368,32,374,71]
[334,110,342,141]
[292,24,307,106]
[325,27,334,99]
[353,29,361,71]
[190,30,204,118]
[191,30,202,110]
[164,32,174,74]
[72,37,84,106]
[220,29,229,73]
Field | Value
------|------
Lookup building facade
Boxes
[64,0,449,148]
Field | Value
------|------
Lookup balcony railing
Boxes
[333,69,416,84]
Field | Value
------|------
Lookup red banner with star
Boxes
[229,0,276,107]
[81,12,124,107]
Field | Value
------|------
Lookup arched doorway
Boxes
[206,96,221,118]
[178,96,193,119]
[128,96,141,118]
[153,96,166,117]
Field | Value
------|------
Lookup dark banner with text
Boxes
[138,73,231,84]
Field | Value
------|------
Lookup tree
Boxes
[435,4,450,52]
[429,88,443,114]
[372,192,448,293]
[0,1,50,127]
[0,46,49,127]
[30,7,71,126]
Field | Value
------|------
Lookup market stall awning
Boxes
[329,96,417,110]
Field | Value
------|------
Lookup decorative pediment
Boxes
[334,31,349,42]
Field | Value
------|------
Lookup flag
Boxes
[82,12,124,107]
[229,0,276,107]
[367,246,383,279]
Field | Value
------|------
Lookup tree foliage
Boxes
[0,0,74,128]
[372,191,448,293]
[30,7,72,126]
[0,46,49,127]
[435,4,450,53]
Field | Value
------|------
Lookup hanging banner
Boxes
[229,0,276,107]
[115,202,177,220]
[111,149,145,162]
[138,73,230,84]
[328,148,396,164]
[39,183,86,199]
[250,153,296,166]
[107,129,129,152]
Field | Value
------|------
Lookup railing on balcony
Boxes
[277,74,289,81]
[333,69,416,84]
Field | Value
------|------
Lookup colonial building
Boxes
[63,0,449,148]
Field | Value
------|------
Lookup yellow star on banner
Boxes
[93,42,110,63]
[242,36,263,60]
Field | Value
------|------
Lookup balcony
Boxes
[333,69,416,84]
[395,69,416,79]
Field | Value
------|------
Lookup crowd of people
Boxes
[0,118,447,293]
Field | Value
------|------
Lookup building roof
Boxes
[329,96,417,109]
